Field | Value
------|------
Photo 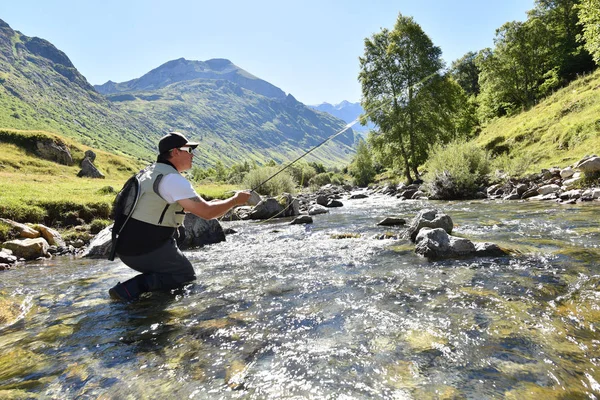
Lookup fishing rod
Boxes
[249,71,439,194]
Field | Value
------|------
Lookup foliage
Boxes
[308,172,346,188]
[359,13,476,183]
[0,221,17,242]
[578,0,600,65]
[476,19,559,119]
[450,51,481,96]
[89,219,112,234]
[349,140,375,187]
[424,141,491,199]
[490,152,534,179]
[287,162,317,187]
[472,68,600,172]
[530,0,595,80]
[242,166,296,197]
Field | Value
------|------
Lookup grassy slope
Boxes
[474,69,600,172]
[0,129,238,225]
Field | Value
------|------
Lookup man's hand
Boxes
[234,190,253,205]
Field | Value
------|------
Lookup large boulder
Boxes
[406,209,453,242]
[574,155,600,175]
[80,225,112,258]
[248,198,284,220]
[414,228,508,260]
[78,157,105,179]
[2,238,49,260]
[179,214,226,249]
[0,218,40,239]
[36,138,73,165]
[308,204,329,215]
[537,184,560,195]
[414,228,451,259]
[33,223,65,247]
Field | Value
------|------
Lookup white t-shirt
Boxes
[157,173,199,204]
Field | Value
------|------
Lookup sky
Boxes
[1,0,534,105]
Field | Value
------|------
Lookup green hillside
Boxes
[474,69,600,173]
[0,19,355,169]
[104,77,355,167]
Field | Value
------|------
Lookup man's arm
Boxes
[177,191,252,220]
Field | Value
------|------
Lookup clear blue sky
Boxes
[1,0,534,105]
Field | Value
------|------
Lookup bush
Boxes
[287,162,317,187]
[89,218,112,234]
[0,202,46,223]
[309,172,332,188]
[490,153,533,180]
[424,140,491,199]
[242,166,296,197]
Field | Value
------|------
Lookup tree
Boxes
[530,0,595,80]
[450,51,481,96]
[359,14,474,182]
[476,19,558,119]
[349,140,375,187]
[578,0,600,65]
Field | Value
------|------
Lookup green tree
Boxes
[476,19,558,119]
[349,140,375,187]
[578,0,600,65]
[214,160,228,182]
[359,14,475,182]
[450,51,481,96]
[530,0,595,79]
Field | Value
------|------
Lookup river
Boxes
[1,195,599,399]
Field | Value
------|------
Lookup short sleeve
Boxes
[157,174,200,203]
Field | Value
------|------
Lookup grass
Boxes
[0,129,241,227]
[474,69,600,174]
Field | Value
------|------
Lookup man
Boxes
[109,131,252,301]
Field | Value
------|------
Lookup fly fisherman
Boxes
[108,131,252,301]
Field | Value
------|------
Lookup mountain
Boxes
[310,101,376,133]
[92,58,356,167]
[0,19,159,161]
[0,18,355,168]
[95,58,287,100]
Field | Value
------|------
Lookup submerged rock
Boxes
[377,217,406,227]
[290,215,313,225]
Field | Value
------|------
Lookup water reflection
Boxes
[0,197,599,398]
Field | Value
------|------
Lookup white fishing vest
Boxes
[130,163,186,227]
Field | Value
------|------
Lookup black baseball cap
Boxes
[158,131,199,154]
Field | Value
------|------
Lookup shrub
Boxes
[490,153,533,180]
[424,140,491,199]
[89,218,112,234]
[309,172,332,188]
[0,202,46,223]
[287,162,317,187]
[242,166,296,197]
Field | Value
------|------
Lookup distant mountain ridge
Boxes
[95,58,287,100]
[310,101,375,133]
[0,18,355,167]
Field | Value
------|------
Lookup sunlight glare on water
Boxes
[0,196,599,398]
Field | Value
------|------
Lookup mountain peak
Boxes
[94,57,286,99]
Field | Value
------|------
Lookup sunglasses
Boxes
[178,147,195,154]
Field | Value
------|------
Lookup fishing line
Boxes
[250,71,439,193]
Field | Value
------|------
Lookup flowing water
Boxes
[1,195,599,399]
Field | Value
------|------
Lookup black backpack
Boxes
[108,168,146,260]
